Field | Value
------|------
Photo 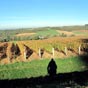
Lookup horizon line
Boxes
[0,24,87,30]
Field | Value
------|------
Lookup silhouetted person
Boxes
[47,58,57,77]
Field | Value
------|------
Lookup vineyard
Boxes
[0,37,88,64]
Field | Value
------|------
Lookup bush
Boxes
[60,33,67,37]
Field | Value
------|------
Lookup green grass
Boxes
[0,56,88,80]
[25,28,59,40]
[36,28,59,37]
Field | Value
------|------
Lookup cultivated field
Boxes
[0,36,88,64]
[0,26,88,86]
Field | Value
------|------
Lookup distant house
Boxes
[39,36,44,39]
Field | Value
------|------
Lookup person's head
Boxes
[51,58,54,61]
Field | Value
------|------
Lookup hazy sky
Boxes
[0,0,88,29]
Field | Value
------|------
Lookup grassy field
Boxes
[29,28,59,40]
[0,26,88,41]
[36,28,59,37]
[0,56,88,80]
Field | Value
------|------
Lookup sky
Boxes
[0,0,88,29]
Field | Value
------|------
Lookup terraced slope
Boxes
[0,37,88,64]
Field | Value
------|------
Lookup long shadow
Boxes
[79,55,88,67]
[0,70,88,88]
[23,44,33,59]
[81,39,88,43]
[1,49,88,88]
[47,58,57,77]
[1,57,88,88]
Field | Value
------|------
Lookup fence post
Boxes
[65,47,67,55]
[78,46,81,55]
[39,48,41,58]
[52,48,54,58]
[24,47,26,60]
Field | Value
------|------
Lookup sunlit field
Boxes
[0,56,88,80]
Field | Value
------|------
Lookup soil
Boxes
[0,39,88,64]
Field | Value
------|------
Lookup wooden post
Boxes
[65,47,67,55]
[39,48,41,58]
[79,46,81,55]
[52,48,54,58]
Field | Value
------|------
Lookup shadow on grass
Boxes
[0,71,88,88]
[0,55,88,88]
[81,39,88,43]
[79,55,88,67]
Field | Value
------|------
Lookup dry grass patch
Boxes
[16,33,36,37]
[57,30,74,36]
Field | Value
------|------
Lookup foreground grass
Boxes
[0,56,88,80]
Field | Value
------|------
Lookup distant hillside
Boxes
[0,25,88,42]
